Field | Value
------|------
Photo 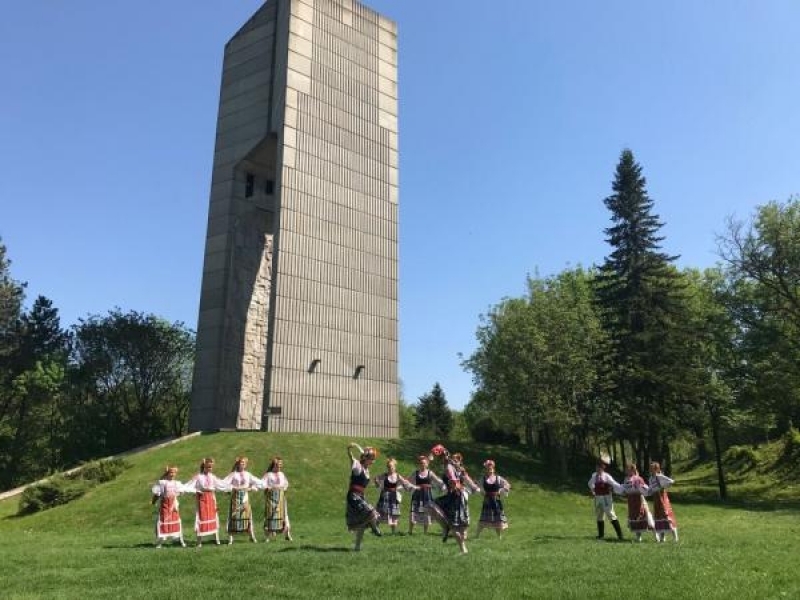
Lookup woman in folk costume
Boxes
[374,457,417,535]
[184,457,231,547]
[428,444,480,555]
[263,456,293,542]
[223,456,265,544]
[345,442,382,551]
[476,459,511,538]
[588,454,625,541]
[150,465,189,548]
[648,461,678,542]
[407,454,444,535]
[622,462,654,542]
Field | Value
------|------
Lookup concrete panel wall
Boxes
[190,1,279,431]
[265,0,398,437]
[190,0,398,438]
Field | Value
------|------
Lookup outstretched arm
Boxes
[607,475,625,495]
[347,442,363,463]
[655,473,674,490]
[462,472,481,493]
[213,475,232,493]
[150,482,162,504]
[248,473,266,490]
[398,475,418,492]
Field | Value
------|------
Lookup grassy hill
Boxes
[676,432,800,508]
[0,432,798,599]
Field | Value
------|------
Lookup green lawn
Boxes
[1,432,797,599]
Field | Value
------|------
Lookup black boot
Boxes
[596,521,605,539]
[611,519,624,541]
[369,521,382,537]
[442,526,450,542]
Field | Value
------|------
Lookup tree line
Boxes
[4,148,798,498]
[0,246,194,490]
[456,149,800,497]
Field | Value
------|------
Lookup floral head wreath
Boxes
[483,459,495,469]
[430,444,449,458]
[361,446,379,461]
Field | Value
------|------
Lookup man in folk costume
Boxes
[184,457,231,547]
[150,465,189,548]
[588,453,625,541]
[346,442,383,551]
[647,461,679,542]
[622,462,654,542]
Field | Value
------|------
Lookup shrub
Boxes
[722,445,760,471]
[17,458,130,516]
[781,428,800,464]
[73,458,130,483]
[18,477,90,515]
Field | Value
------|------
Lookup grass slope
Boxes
[0,432,798,599]
[677,438,800,509]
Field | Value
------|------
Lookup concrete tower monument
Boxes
[189,0,398,437]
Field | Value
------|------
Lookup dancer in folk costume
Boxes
[588,454,625,541]
[648,461,678,542]
[263,456,293,542]
[374,457,417,535]
[184,457,231,547]
[622,462,654,542]
[150,465,189,548]
[345,442,382,551]
[476,459,511,539]
[407,454,444,535]
[428,444,480,554]
[223,456,265,544]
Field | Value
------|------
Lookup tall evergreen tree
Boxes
[415,382,453,439]
[0,296,71,487]
[17,296,70,368]
[594,149,687,465]
[0,239,24,358]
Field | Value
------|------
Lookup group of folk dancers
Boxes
[150,445,677,552]
[345,443,511,554]
[589,455,679,543]
[150,456,292,548]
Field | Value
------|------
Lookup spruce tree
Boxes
[415,382,453,439]
[0,239,24,358]
[594,149,687,465]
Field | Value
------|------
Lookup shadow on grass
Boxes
[102,542,183,549]
[528,534,590,543]
[278,544,352,553]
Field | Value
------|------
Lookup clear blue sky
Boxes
[2,1,799,410]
